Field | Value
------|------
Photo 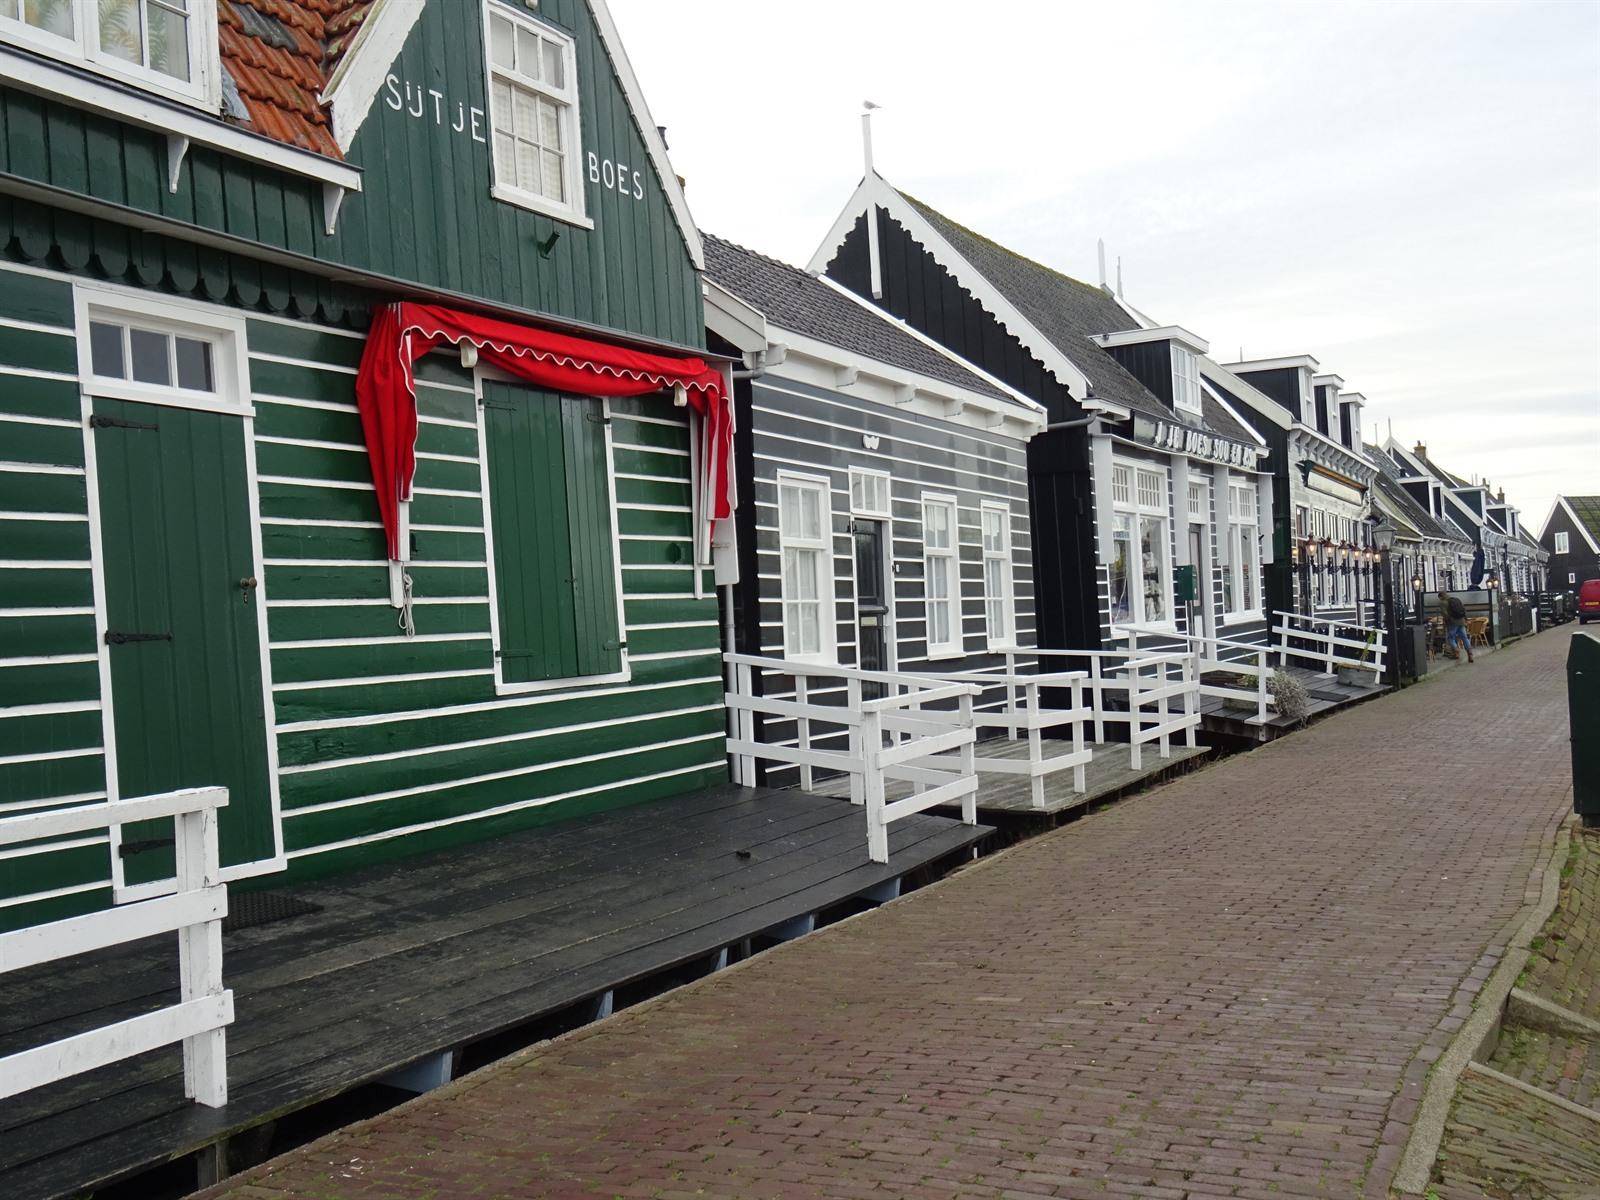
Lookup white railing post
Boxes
[736,660,756,786]
[1181,655,1196,749]
[795,673,813,793]
[1157,659,1171,759]
[1091,656,1105,745]
[1325,623,1335,675]
[862,708,888,864]
[175,802,228,1107]
[1128,657,1143,771]
[1071,676,1087,793]
[1026,678,1045,809]
[846,675,864,806]
[957,689,977,826]
[1256,649,1268,722]
[1006,649,1018,740]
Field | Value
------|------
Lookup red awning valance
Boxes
[355,301,732,562]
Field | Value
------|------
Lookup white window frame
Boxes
[1555,531,1570,554]
[775,470,836,666]
[73,282,250,416]
[1221,476,1263,624]
[482,0,592,228]
[1571,572,1577,585]
[0,0,220,108]
[1110,459,1175,631]
[1187,479,1207,523]
[1171,344,1202,415]
[922,492,961,660]
[848,466,891,519]
[980,501,1014,651]
[475,384,631,697]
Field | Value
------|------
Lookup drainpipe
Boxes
[1046,415,1097,431]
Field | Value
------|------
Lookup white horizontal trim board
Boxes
[0,746,100,768]
[0,879,103,910]
[0,561,92,570]
[419,415,476,431]
[0,653,98,667]
[273,667,495,692]
[0,314,75,337]
[0,511,87,522]
[0,367,78,385]
[288,759,723,861]
[0,606,95,617]
[628,648,720,663]
[268,632,491,651]
[250,352,358,376]
[256,434,364,455]
[0,699,100,718]
[260,517,384,530]
[282,702,721,777]
[0,462,85,476]
[752,383,1029,454]
[612,442,688,458]
[0,791,106,816]
[255,394,357,416]
[266,596,487,608]
[0,833,106,861]
[613,412,688,429]
[275,673,721,734]
[751,440,1028,500]
[287,730,725,818]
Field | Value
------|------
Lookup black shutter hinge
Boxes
[105,630,173,645]
[118,837,174,857]
[89,413,159,431]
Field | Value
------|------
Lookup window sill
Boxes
[1219,610,1266,627]
[491,183,595,229]
[926,646,966,662]
[494,663,632,696]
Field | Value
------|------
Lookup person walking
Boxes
[1438,590,1474,663]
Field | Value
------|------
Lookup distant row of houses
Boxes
[0,0,1567,928]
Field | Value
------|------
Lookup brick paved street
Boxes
[200,631,1575,1200]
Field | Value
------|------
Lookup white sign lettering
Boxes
[588,152,645,202]
[385,75,487,143]
[1150,420,1259,470]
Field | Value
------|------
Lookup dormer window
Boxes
[0,0,217,106]
[1171,345,1201,415]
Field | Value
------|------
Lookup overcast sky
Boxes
[611,0,1599,532]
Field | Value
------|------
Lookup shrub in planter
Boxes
[1268,669,1311,726]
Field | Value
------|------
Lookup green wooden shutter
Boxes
[482,381,622,684]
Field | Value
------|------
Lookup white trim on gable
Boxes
[806,173,1093,401]
[588,0,705,271]
[323,0,428,154]
[1541,495,1600,554]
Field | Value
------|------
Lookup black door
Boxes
[853,520,888,698]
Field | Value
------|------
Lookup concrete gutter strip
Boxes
[1390,818,1573,1196]
[1463,1061,1600,1127]
[1506,987,1600,1040]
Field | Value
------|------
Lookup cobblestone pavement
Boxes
[199,632,1575,1200]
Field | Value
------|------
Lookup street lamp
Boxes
[1370,517,1398,687]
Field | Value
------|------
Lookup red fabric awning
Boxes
[355,302,732,561]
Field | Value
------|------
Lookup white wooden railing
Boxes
[1021,645,1200,770]
[1132,629,1278,725]
[923,662,1093,810]
[0,787,233,1106]
[724,655,979,863]
[1272,610,1386,684]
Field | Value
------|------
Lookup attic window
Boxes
[0,0,217,106]
[485,1,590,227]
[1171,345,1201,415]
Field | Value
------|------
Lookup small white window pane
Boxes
[538,97,562,150]
[89,321,125,378]
[490,13,515,67]
[493,131,515,178]
[174,337,212,391]
[147,0,190,81]
[515,25,541,78]
[97,0,143,65]
[542,38,564,89]
[516,141,541,195]
[779,487,800,536]
[541,150,564,201]
[129,328,171,386]
[784,603,802,655]
[798,488,822,541]
[513,89,538,140]
[492,80,513,130]
[22,0,75,36]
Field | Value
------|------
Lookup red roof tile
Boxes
[218,0,377,160]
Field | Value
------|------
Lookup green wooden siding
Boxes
[0,0,704,348]
[0,263,726,927]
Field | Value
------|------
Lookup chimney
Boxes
[1414,441,1426,458]
[1497,488,1506,503]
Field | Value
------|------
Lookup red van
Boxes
[1581,578,1600,624]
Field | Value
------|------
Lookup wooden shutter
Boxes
[482,380,622,684]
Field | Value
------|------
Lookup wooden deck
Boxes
[1196,664,1386,741]
[814,740,1211,817]
[0,784,987,1200]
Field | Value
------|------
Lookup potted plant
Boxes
[1268,669,1311,726]
[1336,630,1378,686]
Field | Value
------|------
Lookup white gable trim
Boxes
[703,279,768,357]
[588,0,704,271]
[1200,363,1291,432]
[322,0,427,154]
[1542,496,1600,553]
[807,174,1093,400]
[1199,377,1272,449]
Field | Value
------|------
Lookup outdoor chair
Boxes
[1468,617,1489,647]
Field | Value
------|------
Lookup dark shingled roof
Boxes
[704,235,1017,406]
[1366,443,1459,543]
[1563,496,1600,545]
[899,191,1261,455]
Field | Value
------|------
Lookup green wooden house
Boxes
[0,0,730,930]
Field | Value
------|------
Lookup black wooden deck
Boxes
[0,784,987,1200]
[1196,664,1386,741]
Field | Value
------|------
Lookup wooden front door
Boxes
[853,519,889,698]
[92,398,276,889]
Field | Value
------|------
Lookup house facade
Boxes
[1209,357,1379,624]
[0,0,733,930]
[1384,439,1513,591]
[808,173,1275,667]
[1538,496,1600,593]
[1365,443,1474,615]
[704,236,1045,764]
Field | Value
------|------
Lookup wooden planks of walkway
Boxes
[0,784,987,1200]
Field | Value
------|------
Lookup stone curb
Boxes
[1505,986,1600,1041]
[1389,814,1575,1196]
